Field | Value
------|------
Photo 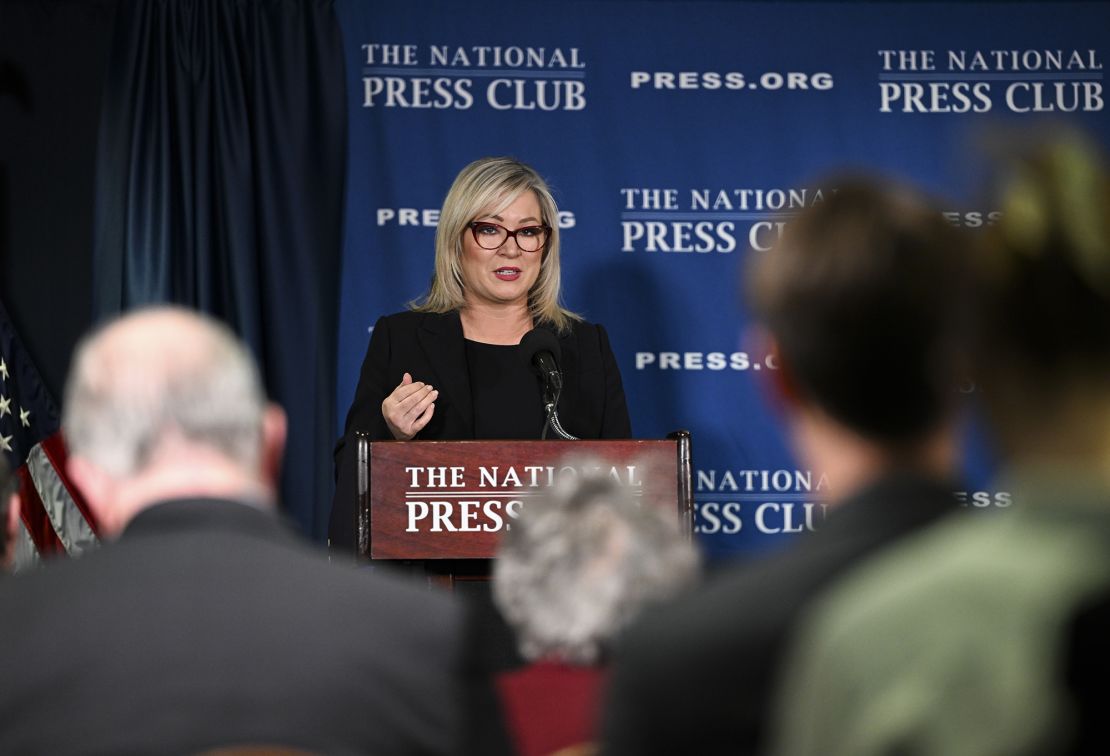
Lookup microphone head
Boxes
[518,326,561,369]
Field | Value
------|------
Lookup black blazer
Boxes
[329,310,631,549]
[601,472,963,756]
[0,498,462,755]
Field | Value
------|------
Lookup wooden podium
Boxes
[352,431,693,584]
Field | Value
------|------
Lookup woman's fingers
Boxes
[410,400,436,433]
[382,373,438,439]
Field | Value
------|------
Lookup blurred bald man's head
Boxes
[63,308,286,536]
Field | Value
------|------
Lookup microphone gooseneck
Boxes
[518,327,578,440]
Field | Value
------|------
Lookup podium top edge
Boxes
[353,435,685,445]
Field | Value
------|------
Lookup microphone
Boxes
[519,327,563,395]
[518,327,577,440]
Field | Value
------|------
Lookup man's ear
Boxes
[66,455,120,536]
[4,492,20,565]
[260,403,287,491]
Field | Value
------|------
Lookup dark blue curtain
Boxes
[93,0,347,540]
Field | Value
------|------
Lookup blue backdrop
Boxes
[334,1,1110,560]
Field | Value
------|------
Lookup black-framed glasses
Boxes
[468,221,550,252]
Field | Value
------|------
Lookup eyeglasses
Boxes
[468,221,550,252]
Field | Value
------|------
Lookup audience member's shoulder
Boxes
[238,530,461,632]
[616,557,768,659]
[0,545,120,632]
[3,539,116,587]
[339,560,459,620]
[805,510,1002,638]
[662,545,814,616]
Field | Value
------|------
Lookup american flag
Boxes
[0,298,99,571]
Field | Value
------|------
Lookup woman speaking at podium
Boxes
[328,157,631,548]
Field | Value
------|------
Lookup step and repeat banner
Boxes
[334,1,1109,560]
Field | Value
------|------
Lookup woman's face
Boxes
[459,190,545,311]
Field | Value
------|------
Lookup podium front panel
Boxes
[367,439,683,559]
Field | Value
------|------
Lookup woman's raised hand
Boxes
[382,372,438,440]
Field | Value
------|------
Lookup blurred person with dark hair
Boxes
[771,132,1110,756]
[602,178,973,755]
[0,455,20,572]
[490,462,698,756]
[0,307,461,755]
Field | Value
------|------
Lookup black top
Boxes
[465,338,546,439]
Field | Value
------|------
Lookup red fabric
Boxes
[39,433,98,535]
[495,661,607,756]
[16,464,64,555]
[16,432,98,556]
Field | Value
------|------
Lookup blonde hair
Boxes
[411,157,580,332]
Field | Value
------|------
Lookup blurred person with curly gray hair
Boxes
[488,462,698,756]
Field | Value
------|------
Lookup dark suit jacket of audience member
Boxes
[602,472,961,756]
[0,498,462,756]
[330,309,631,550]
[1065,585,1110,754]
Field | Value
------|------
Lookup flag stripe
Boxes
[27,442,98,557]
[38,433,99,536]
[3,295,99,565]
[12,521,41,574]
[16,466,64,555]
